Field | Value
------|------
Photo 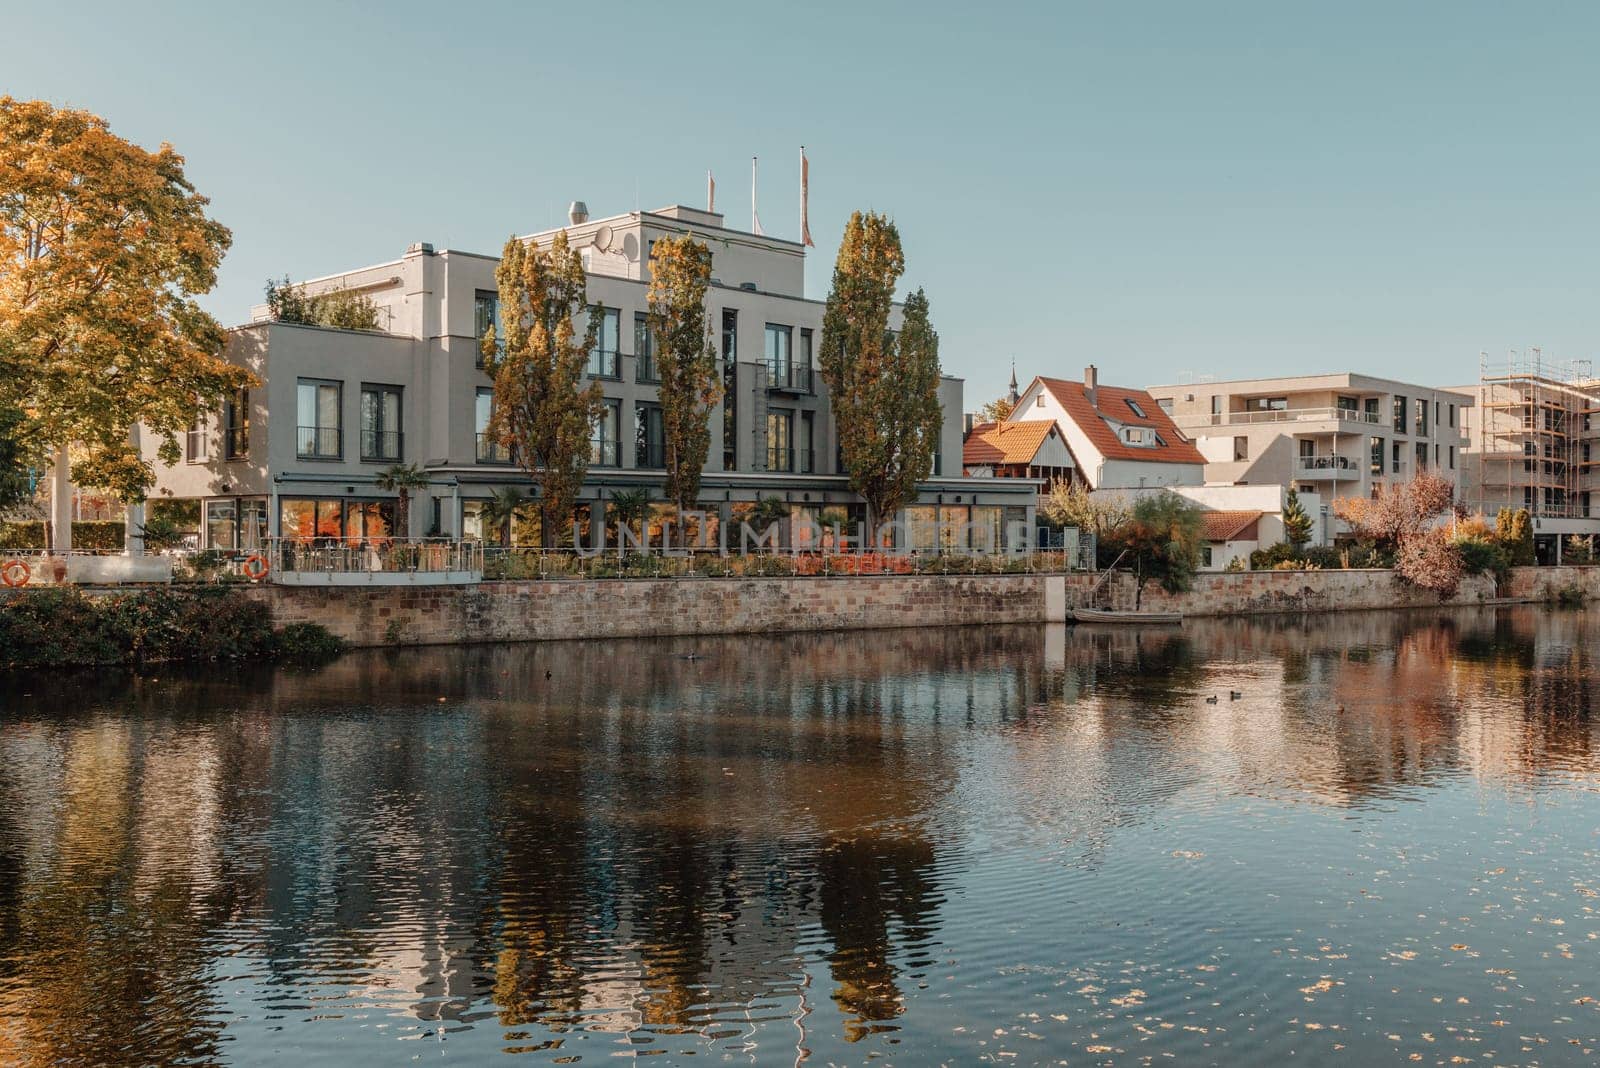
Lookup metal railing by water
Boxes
[267,538,483,577]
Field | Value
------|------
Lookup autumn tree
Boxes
[482,232,603,547]
[1335,473,1462,595]
[818,212,942,536]
[0,97,251,501]
[646,235,720,519]
[1105,491,1204,608]
[1495,507,1535,566]
[0,332,29,510]
[979,395,1015,423]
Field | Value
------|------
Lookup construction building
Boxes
[1453,350,1600,563]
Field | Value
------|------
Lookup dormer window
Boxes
[1125,398,1147,418]
[1121,426,1154,447]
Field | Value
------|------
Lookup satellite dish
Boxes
[591,224,613,252]
[621,233,639,262]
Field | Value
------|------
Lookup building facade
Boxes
[147,204,1037,550]
[1147,373,1471,504]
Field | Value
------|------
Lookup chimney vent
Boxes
[568,201,589,225]
[1085,364,1099,405]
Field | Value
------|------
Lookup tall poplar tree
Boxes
[0,97,250,501]
[646,235,720,520]
[483,231,604,547]
[818,211,943,535]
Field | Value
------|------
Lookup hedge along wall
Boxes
[0,520,128,551]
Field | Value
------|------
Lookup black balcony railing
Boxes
[591,437,619,467]
[636,353,659,384]
[766,361,812,393]
[767,446,815,473]
[587,350,620,379]
[224,424,248,460]
[636,441,665,468]
[361,429,403,462]
[297,425,342,459]
[477,433,513,464]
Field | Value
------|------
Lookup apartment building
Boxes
[1452,352,1600,561]
[1146,373,1471,503]
[149,203,1038,550]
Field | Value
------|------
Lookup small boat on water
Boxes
[1070,607,1183,625]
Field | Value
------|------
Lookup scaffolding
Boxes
[1472,349,1598,520]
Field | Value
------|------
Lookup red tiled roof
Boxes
[1199,510,1263,542]
[963,420,1060,467]
[1033,377,1206,466]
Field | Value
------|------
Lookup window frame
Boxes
[296,378,343,461]
[359,382,404,463]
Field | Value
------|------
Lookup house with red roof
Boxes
[962,419,1074,481]
[1007,367,1205,490]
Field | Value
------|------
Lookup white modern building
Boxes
[1147,373,1472,503]
[147,202,1038,550]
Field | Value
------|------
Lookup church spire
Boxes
[1006,360,1020,406]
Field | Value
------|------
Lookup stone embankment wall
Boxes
[246,566,1600,648]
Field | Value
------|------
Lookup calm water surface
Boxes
[2,606,1600,1066]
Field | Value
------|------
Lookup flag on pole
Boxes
[800,146,814,248]
[707,170,715,213]
[751,157,764,235]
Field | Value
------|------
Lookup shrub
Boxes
[0,520,126,550]
[0,587,344,669]
[1394,526,1466,597]
[274,622,347,663]
[1455,536,1510,583]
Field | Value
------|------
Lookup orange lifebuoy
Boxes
[241,553,269,580]
[0,558,29,588]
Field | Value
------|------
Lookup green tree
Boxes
[818,212,943,537]
[1282,487,1313,548]
[605,487,651,543]
[646,235,720,519]
[264,275,382,331]
[0,97,253,501]
[483,232,604,547]
[1495,507,1536,566]
[373,462,429,537]
[1107,491,1204,608]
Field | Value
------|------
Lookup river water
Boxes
[1,606,1598,1066]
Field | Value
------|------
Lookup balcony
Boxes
[361,429,403,463]
[586,350,620,380]
[635,353,659,385]
[476,433,513,465]
[767,446,815,474]
[766,361,812,394]
[297,425,342,460]
[1174,407,1381,430]
[1295,454,1359,478]
[590,437,619,467]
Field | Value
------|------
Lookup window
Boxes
[206,500,234,548]
[1370,435,1384,475]
[1203,546,1213,568]
[592,400,620,466]
[1247,397,1288,411]
[1414,397,1428,437]
[224,388,249,460]
[476,388,508,463]
[1392,395,1407,433]
[798,410,815,473]
[1449,403,1456,429]
[297,379,342,459]
[588,306,620,377]
[474,290,500,368]
[721,309,738,469]
[186,414,207,463]
[1157,398,1174,413]
[635,313,657,383]
[767,408,794,471]
[1392,440,1403,471]
[1125,398,1146,418]
[635,403,664,468]
[1449,445,1455,469]
[1415,442,1428,471]
[1211,396,1223,416]
[1364,397,1380,421]
[1336,395,1359,414]
[360,384,403,461]
[1233,436,1248,462]
[765,323,794,389]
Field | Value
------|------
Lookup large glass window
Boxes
[206,500,235,550]
[1415,397,1428,437]
[767,408,794,471]
[297,379,342,459]
[1392,395,1408,433]
[474,289,500,367]
[765,323,793,389]
[635,313,657,383]
[1370,435,1384,475]
[589,306,620,377]
[360,384,403,461]
[224,388,249,460]
[476,388,509,463]
[635,403,664,468]
[279,498,393,543]
[798,410,815,473]
[592,400,620,466]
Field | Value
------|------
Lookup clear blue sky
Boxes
[6,1,1597,403]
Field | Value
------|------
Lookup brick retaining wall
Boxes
[244,565,1600,648]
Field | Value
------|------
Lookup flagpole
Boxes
[751,156,759,234]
